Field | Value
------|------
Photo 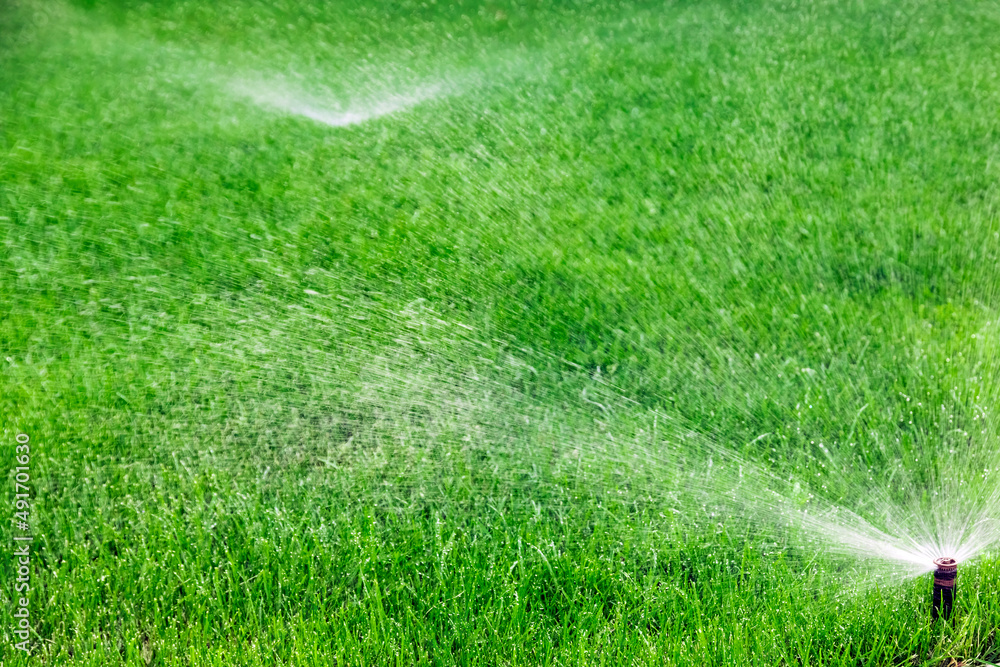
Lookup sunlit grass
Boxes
[2,0,1000,664]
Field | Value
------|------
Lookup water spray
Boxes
[931,557,957,621]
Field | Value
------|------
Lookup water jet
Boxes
[931,557,957,621]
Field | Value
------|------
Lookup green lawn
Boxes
[3,0,1000,664]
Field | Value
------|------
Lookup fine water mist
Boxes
[228,76,449,128]
[172,275,1000,595]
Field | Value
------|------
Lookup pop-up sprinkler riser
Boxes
[932,557,957,621]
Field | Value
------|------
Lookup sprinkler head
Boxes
[931,557,957,621]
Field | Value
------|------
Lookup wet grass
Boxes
[2,0,1000,664]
